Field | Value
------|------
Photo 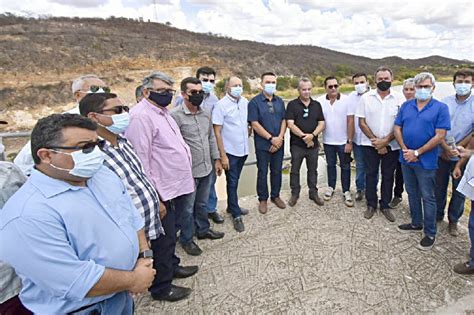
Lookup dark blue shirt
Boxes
[248,93,286,151]
[395,98,451,170]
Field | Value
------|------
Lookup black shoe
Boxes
[397,223,423,233]
[197,229,225,240]
[389,196,402,208]
[233,217,245,232]
[418,235,435,251]
[226,207,249,215]
[364,206,376,219]
[181,241,202,256]
[380,208,395,222]
[173,265,199,279]
[355,190,364,201]
[151,285,192,302]
[208,212,225,224]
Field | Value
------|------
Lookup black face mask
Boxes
[188,93,204,107]
[377,81,391,91]
[148,91,173,107]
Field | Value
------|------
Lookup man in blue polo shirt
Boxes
[394,72,451,251]
[248,72,287,214]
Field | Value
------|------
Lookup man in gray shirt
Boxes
[171,77,225,256]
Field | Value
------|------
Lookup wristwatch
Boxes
[268,135,273,141]
[138,249,154,259]
[346,139,353,144]
[414,150,419,157]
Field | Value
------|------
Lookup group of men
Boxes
[0,66,473,313]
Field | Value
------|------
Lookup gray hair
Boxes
[298,77,312,89]
[142,71,175,89]
[71,74,100,94]
[403,78,415,88]
[414,72,436,87]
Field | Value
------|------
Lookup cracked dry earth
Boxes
[135,188,474,314]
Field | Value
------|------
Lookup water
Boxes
[215,82,457,200]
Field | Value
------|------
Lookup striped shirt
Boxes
[102,136,164,240]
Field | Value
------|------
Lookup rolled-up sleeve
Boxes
[2,217,105,300]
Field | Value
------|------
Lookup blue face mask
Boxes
[230,86,243,98]
[50,146,105,178]
[105,112,130,134]
[201,81,214,94]
[455,83,472,96]
[264,83,277,95]
[415,87,432,101]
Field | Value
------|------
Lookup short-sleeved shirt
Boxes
[317,94,353,145]
[212,94,249,157]
[442,94,473,143]
[395,98,451,170]
[458,155,474,201]
[0,166,144,314]
[285,97,325,149]
[248,93,286,151]
[356,89,405,150]
[346,90,369,145]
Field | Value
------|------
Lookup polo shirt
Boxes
[395,98,451,170]
[286,97,325,149]
[317,93,353,145]
[248,93,286,151]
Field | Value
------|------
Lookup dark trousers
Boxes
[435,158,466,223]
[290,145,319,198]
[324,144,351,192]
[256,148,284,201]
[0,296,32,315]
[225,154,247,218]
[149,200,181,296]
[363,146,399,209]
[394,161,404,198]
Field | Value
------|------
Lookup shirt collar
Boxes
[455,93,472,105]
[29,168,85,198]
[225,93,240,103]
[259,92,274,102]
[182,103,203,115]
[325,93,341,100]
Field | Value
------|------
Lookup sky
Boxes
[1,0,473,61]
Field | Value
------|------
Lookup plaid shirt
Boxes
[102,136,164,240]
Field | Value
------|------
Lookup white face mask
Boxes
[104,112,130,134]
[355,83,367,94]
[50,146,105,178]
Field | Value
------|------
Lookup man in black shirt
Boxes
[286,78,326,206]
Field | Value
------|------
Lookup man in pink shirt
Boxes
[125,71,197,302]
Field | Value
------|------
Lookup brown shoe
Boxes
[309,194,324,206]
[271,197,286,209]
[453,262,474,275]
[259,200,268,214]
[288,195,298,207]
[448,222,459,237]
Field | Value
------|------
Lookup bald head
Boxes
[226,76,242,90]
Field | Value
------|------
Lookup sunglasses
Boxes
[327,84,339,89]
[99,105,130,114]
[201,78,216,83]
[303,108,309,118]
[267,101,275,114]
[187,90,205,96]
[47,140,106,154]
[89,86,111,93]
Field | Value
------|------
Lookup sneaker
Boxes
[418,235,435,251]
[233,217,245,232]
[343,191,354,207]
[363,206,376,219]
[453,262,474,275]
[448,222,459,237]
[389,196,403,208]
[323,187,334,201]
[355,190,364,201]
[380,208,395,222]
[397,223,423,233]
[288,195,298,207]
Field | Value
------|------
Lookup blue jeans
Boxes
[256,148,284,201]
[435,158,466,223]
[226,154,247,218]
[469,201,474,267]
[176,173,212,245]
[72,291,133,314]
[207,170,218,213]
[353,143,366,191]
[401,164,437,237]
[324,144,351,192]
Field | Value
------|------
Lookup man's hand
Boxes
[307,141,315,148]
[271,136,283,148]
[377,147,388,155]
[371,138,388,150]
[457,146,473,159]
[130,258,156,294]
[269,145,278,153]
[221,154,230,171]
[159,202,167,219]
[302,134,313,145]
[215,159,223,176]
[344,143,352,153]
[453,166,463,179]
[403,149,418,163]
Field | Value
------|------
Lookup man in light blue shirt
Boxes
[0,114,155,314]
[436,69,473,236]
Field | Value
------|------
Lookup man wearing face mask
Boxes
[174,67,219,113]
[0,114,156,314]
[248,72,287,214]
[14,74,109,176]
[212,76,250,232]
[125,71,197,301]
[394,72,451,250]
[435,69,474,236]
[356,66,405,222]
[170,77,225,255]
[79,93,198,301]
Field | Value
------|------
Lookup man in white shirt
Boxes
[356,66,405,222]
[317,76,355,207]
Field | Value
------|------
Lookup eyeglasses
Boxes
[99,105,130,114]
[267,101,275,114]
[89,86,111,93]
[303,108,309,118]
[417,85,433,89]
[327,84,339,89]
[47,140,106,154]
[149,88,176,94]
[187,90,205,96]
[201,78,216,83]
